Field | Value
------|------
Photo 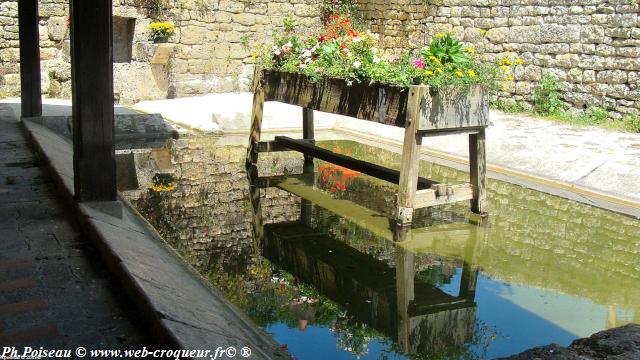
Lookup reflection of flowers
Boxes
[331,316,372,358]
[318,147,361,195]
[150,173,177,192]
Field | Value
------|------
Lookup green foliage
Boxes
[261,20,502,90]
[320,0,362,26]
[493,98,528,113]
[283,16,296,34]
[533,73,566,116]
[622,113,640,132]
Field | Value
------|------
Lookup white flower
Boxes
[352,36,361,43]
[283,42,292,48]
[373,56,381,64]
[346,80,353,86]
[301,49,312,58]
[371,48,378,55]
[298,63,307,69]
[352,60,362,68]
[274,49,281,55]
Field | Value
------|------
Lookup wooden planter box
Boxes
[247,68,489,224]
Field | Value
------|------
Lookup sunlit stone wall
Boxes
[355,0,640,117]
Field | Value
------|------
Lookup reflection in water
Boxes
[126,136,640,359]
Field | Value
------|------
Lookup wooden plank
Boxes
[262,70,489,132]
[469,129,487,214]
[413,183,474,209]
[150,44,174,65]
[246,67,265,166]
[274,136,438,188]
[262,70,409,127]
[70,0,117,201]
[17,0,42,118]
[397,86,428,224]
[418,86,489,131]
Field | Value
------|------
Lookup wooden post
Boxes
[469,129,487,214]
[397,86,428,225]
[18,0,42,118]
[70,0,117,201]
[246,67,265,167]
[302,108,314,166]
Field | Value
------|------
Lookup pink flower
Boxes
[412,57,426,69]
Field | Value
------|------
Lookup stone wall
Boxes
[0,0,320,103]
[2,0,639,114]
[355,0,640,117]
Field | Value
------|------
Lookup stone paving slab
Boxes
[20,113,287,358]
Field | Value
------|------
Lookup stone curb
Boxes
[19,118,287,360]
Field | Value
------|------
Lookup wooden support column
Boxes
[70,0,116,201]
[396,86,428,225]
[247,165,264,255]
[469,128,487,214]
[246,67,265,167]
[302,108,314,166]
[18,0,42,118]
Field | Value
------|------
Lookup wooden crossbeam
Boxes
[274,136,438,188]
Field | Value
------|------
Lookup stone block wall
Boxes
[356,0,640,117]
[0,0,320,103]
[2,0,638,115]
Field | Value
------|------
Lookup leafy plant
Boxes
[533,73,566,116]
[147,22,176,41]
[260,20,511,90]
[493,98,527,113]
[134,0,168,16]
[283,16,296,34]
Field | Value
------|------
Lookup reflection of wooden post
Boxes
[460,218,487,299]
[300,160,314,227]
[246,67,265,167]
[469,129,487,214]
[247,166,264,255]
[397,86,427,225]
[396,246,415,353]
[303,108,314,166]
[606,305,617,330]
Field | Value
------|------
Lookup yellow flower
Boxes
[503,57,512,66]
[501,65,509,72]
[479,29,487,34]
[435,33,445,38]
[466,47,475,54]
[468,69,477,77]
[516,58,524,65]
[455,69,464,78]
[425,70,434,76]
[436,67,443,73]
[505,75,514,81]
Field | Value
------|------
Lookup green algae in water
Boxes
[128,137,640,359]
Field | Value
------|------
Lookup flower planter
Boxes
[152,35,170,44]
[247,68,489,224]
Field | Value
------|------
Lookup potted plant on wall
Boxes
[147,22,175,43]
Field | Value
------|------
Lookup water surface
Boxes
[126,137,640,359]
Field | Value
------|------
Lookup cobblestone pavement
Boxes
[0,106,149,350]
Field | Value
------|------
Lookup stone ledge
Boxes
[20,119,287,360]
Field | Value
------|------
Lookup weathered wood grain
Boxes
[18,0,42,118]
[469,129,487,214]
[246,68,265,166]
[413,183,474,209]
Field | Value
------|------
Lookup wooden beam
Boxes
[256,139,315,153]
[70,0,116,201]
[274,136,438,188]
[469,129,487,214]
[413,183,473,209]
[17,0,42,118]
